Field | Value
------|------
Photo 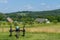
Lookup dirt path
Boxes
[0,27,60,33]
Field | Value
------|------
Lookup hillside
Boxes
[0,9,60,22]
[5,9,60,18]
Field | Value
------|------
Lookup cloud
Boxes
[40,2,50,8]
[22,4,33,11]
[56,5,60,8]
[24,5,33,10]
[3,7,8,10]
[0,7,8,12]
[40,3,46,6]
[0,0,8,3]
[46,6,50,8]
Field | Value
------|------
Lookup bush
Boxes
[53,20,58,24]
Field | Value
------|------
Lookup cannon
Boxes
[6,17,25,38]
[9,25,25,38]
[3,15,26,38]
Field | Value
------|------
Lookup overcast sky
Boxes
[0,0,60,13]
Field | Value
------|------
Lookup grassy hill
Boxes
[0,9,60,22]
[0,9,60,40]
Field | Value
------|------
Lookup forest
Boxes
[0,9,60,22]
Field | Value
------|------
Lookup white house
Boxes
[35,18,50,23]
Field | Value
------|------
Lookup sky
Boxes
[0,0,60,13]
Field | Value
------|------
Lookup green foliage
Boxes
[0,32,60,40]
[53,20,58,24]
[0,9,60,23]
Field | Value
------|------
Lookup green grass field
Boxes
[0,22,60,28]
[0,22,60,40]
[0,32,60,40]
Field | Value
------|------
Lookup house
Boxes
[35,18,50,23]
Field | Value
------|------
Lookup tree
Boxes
[53,20,58,24]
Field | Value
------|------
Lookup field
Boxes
[0,22,60,40]
[0,32,60,40]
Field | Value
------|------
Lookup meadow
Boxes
[0,22,60,40]
[0,32,60,40]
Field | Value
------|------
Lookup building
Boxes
[35,18,50,23]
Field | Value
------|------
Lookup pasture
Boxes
[0,22,60,40]
[0,32,60,40]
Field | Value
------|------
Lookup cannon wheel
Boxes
[22,29,25,36]
[15,32,19,38]
[9,25,12,37]
[22,25,25,36]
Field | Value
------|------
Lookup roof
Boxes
[35,18,49,23]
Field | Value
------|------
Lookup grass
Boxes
[0,32,60,40]
[0,22,60,40]
[0,22,60,28]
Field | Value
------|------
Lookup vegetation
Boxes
[0,9,60,40]
[0,9,60,23]
[0,32,60,40]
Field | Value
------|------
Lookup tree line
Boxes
[0,9,60,23]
